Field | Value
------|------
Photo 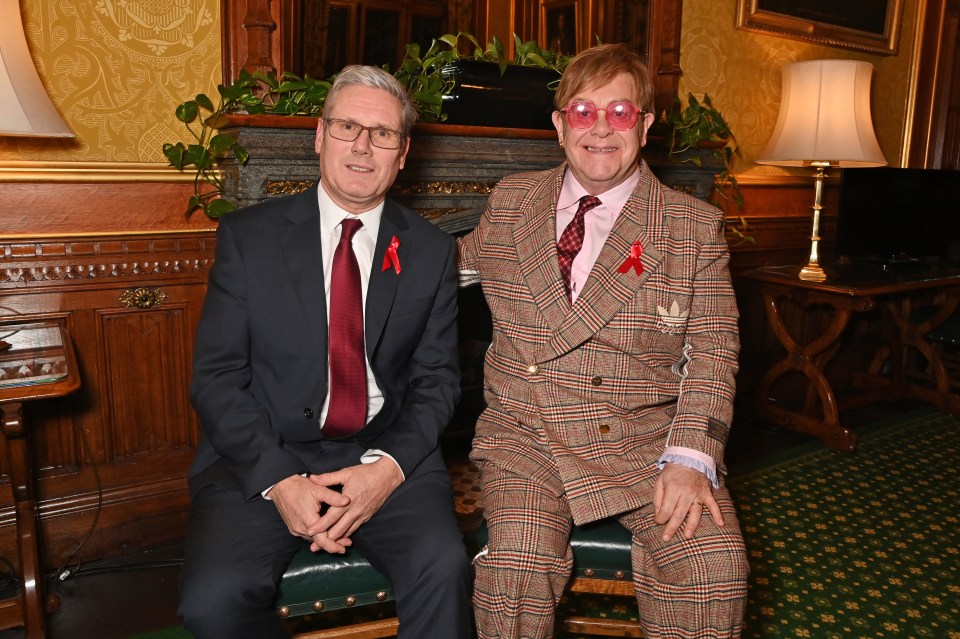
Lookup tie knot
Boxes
[577,195,602,215]
[339,217,362,243]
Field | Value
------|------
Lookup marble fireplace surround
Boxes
[217,115,723,234]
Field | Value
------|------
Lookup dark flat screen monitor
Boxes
[836,167,960,266]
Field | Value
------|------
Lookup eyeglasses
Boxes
[323,118,405,149]
[560,101,645,131]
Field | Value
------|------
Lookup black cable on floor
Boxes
[52,418,103,583]
[0,555,19,591]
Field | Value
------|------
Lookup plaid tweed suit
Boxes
[458,162,748,638]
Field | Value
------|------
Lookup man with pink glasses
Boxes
[458,43,748,638]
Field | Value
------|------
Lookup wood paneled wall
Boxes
[1,182,214,568]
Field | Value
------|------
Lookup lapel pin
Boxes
[617,240,644,275]
[382,236,402,274]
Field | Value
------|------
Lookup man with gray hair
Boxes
[179,65,471,638]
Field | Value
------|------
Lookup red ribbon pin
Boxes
[382,236,401,274]
[617,240,644,275]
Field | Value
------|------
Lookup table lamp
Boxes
[0,0,74,351]
[0,0,74,137]
[757,59,886,281]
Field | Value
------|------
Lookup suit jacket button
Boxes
[591,375,603,386]
[304,408,314,419]
[527,364,539,374]
[598,424,610,434]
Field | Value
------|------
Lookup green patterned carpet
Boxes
[135,409,960,638]
[559,408,960,638]
[728,409,960,639]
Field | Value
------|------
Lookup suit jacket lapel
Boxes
[279,186,328,358]
[535,163,668,362]
[514,166,571,332]
[365,200,408,355]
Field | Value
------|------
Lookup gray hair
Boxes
[325,65,418,137]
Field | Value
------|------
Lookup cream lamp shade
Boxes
[757,59,886,281]
[0,0,74,137]
[757,59,886,167]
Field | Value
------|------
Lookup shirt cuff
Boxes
[458,269,480,287]
[361,449,406,482]
[657,446,719,488]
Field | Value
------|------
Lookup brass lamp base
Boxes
[799,262,827,282]
[798,163,831,283]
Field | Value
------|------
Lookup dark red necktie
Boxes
[324,218,367,437]
[557,195,602,300]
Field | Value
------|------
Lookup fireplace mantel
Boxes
[217,116,722,234]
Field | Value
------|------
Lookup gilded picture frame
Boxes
[735,0,904,55]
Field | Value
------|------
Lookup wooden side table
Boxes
[742,264,960,452]
[0,322,81,638]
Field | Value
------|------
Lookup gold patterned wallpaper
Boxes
[0,0,922,175]
[0,0,221,164]
[679,0,919,177]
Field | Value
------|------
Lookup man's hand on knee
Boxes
[653,463,724,541]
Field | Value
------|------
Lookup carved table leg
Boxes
[1,402,46,638]
[888,295,960,414]
[754,291,859,452]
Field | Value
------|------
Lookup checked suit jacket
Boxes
[188,185,460,500]
[458,161,740,526]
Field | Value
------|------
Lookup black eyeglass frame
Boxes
[322,118,406,150]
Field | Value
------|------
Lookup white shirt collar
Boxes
[316,181,384,240]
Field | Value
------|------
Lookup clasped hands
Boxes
[269,458,403,554]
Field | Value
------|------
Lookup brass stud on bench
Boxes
[278,606,290,618]
[313,601,324,612]
[376,591,388,602]
[345,596,357,607]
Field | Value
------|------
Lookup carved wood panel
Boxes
[0,233,213,567]
[98,306,196,460]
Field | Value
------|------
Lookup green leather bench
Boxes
[275,516,640,638]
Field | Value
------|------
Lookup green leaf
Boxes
[252,71,279,89]
[208,133,237,156]
[184,145,212,170]
[162,142,186,168]
[278,80,310,92]
[404,42,422,64]
[438,33,459,49]
[184,194,203,218]
[231,143,250,164]
[176,101,199,124]
[195,94,214,112]
[414,90,443,106]
[206,199,236,218]
[525,53,548,67]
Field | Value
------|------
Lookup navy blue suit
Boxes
[178,186,470,638]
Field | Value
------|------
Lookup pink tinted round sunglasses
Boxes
[560,101,645,131]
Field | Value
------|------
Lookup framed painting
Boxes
[735,0,904,55]
[542,0,578,56]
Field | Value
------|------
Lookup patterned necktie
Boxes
[324,218,367,438]
[557,195,602,300]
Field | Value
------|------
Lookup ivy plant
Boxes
[651,93,754,245]
[164,32,570,219]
